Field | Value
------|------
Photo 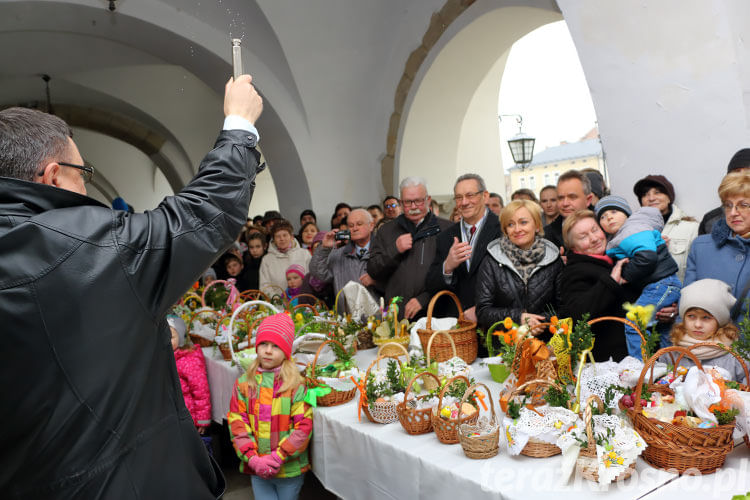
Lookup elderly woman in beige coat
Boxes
[259,220,311,298]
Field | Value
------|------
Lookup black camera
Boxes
[334,230,351,241]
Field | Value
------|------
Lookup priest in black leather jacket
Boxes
[0,75,263,499]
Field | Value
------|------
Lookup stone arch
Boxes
[384,0,563,198]
[0,0,311,215]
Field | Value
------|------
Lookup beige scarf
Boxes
[677,334,734,360]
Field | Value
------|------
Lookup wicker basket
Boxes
[217,343,233,361]
[373,334,410,352]
[431,375,479,444]
[625,345,735,474]
[307,339,358,407]
[187,309,220,348]
[424,330,463,391]
[201,279,240,310]
[504,379,564,458]
[458,383,500,459]
[397,371,441,435]
[672,342,750,450]
[417,291,477,364]
[360,354,404,424]
[577,395,635,482]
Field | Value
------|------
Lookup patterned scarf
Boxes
[497,234,546,283]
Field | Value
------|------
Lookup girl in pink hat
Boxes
[227,313,313,499]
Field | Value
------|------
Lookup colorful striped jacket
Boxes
[227,368,313,478]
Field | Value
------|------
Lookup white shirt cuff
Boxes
[223,115,259,141]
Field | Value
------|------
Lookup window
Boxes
[529,176,536,190]
[544,173,550,185]
[553,172,560,183]
[520,177,526,188]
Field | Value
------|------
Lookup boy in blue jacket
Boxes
[596,195,681,358]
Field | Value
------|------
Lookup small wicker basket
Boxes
[577,395,635,483]
[397,371,441,435]
[417,290,477,364]
[187,309,220,348]
[458,383,500,459]
[360,354,404,424]
[431,375,479,444]
[376,341,410,360]
[625,345,735,475]
[504,379,563,458]
[307,339,358,407]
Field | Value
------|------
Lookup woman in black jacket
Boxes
[559,210,638,362]
[476,200,563,339]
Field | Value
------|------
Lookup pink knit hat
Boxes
[285,264,306,279]
[256,313,295,359]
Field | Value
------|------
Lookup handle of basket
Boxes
[583,394,604,449]
[633,345,705,411]
[587,316,646,359]
[376,342,410,363]
[437,374,471,411]
[293,293,326,309]
[228,300,280,361]
[459,382,496,422]
[510,377,559,399]
[672,342,750,385]
[485,321,507,358]
[181,292,203,307]
[293,303,317,315]
[311,338,348,375]
[186,308,220,335]
[201,279,240,309]
[425,290,464,330]
[403,371,441,402]
[239,289,270,302]
[426,329,457,362]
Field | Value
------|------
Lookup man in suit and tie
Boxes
[426,173,502,325]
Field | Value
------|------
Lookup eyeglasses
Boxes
[453,191,484,203]
[401,197,427,207]
[37,161,95,183]
[384,202,399,209]
[723,201,750,213]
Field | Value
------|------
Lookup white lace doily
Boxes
[503,405,577,455]
[556,413,645,485]
[437,356,471,379]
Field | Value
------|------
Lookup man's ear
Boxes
[585,192,594,207]
[39,162,61,187]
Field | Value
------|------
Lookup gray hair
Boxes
[557,169,592,196]
[0,107,73,181]
[348,207,373,224]
[399,176,428,196]
[453,173,486,192]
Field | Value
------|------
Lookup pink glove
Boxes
[269,450,284,467]
[254,455,281,479]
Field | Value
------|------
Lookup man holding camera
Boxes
[309,208,377,297]
[368,177,452,320]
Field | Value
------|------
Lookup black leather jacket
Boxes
[475,237,563,334]
[0,129,261,499]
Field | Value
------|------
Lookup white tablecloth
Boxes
[202,347,243,423]
[311,349,681,500]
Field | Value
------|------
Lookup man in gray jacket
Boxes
[309,208,377,297]
[0,75,263,499]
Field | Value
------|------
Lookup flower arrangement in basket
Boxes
[431,375,479,444]
[355,354,407,424]
[484,317,534,383]
[730,307,750,447]
[501,379,577,458]
[421,330,471,391]
[620,345,739,474]
[305,338,359,407]
[372,297,411,348]
[416,290,478,364]
[458,383,500,459]
[202,279,241,313]
[555,394,645,485]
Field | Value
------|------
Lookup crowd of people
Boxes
[209,153,750,367]
[3,69,749,499]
